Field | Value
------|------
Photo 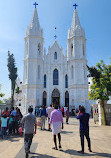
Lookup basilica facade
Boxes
[22,7,90,113]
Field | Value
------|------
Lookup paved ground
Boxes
[0,117,111,158]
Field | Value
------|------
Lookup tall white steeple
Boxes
[26,8,43,37]
[22,4,44,113]
[67,6,86,60]
[68,9,85,39]
[30,8,40,29]
[67,5,89,111]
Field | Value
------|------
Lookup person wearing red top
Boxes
[2,107,10,117]
[61,106,64,117]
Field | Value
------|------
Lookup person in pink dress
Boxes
[49,105,63,150]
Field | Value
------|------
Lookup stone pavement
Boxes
[0,117,111,158]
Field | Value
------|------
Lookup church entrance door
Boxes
[51,89,60,106]
[65,91,69,108]
[43,91,47,106]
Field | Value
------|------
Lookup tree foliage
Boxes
[0,84,5,98]
[87,60,111,101]
[7,51,17,107]
[16,86,20,94]
[87,60,111,125]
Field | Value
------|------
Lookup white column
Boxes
[98,99,103,125]
[60,92,64,106]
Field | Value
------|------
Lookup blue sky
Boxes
[0,0,111,99]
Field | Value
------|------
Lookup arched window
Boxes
[71,65,73,79]
[65,75,68,88]
[43,91,47,106]
[38,43,41,55]
[44,74,46,88]
[65,91,69,107]
[53,69,59,85]
[71,44,73,56]
[54,52,57,60]
[38,65,40,80]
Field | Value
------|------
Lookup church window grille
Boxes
[38,43,41,55]
[71,44,73,56]
[54,52,57,60]
[44,74,46,88]
[65,75,68,88]
[53,69,59,85]
[38,65,40,79]
[71,65,74,79]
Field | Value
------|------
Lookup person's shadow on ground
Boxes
[29,152,56,158]
[0,135,21,142]
[60,149,111,157]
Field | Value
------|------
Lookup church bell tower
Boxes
[67,4,89,111]
[22,3,44,113]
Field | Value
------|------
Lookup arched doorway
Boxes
[43,91,47,106]
[51,89,60,106]
[65,91,69,107]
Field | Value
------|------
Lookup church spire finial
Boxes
[73,3,78,10]
[54,27,57,39]
[33,2,38,8]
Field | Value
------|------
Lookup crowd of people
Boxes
[0,105,69,139]
[0,107,23,139]
[34,105,70,130]
[0,105,92,158]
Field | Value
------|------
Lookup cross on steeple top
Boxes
[73,3,78,10]
[54,27,57,39]
[33,2,38,8]
[54,35,57,39]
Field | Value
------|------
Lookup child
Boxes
[18,125,23,136]
[1,114,9,139]
[8,115,13,135]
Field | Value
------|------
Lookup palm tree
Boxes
[7,51,17,108]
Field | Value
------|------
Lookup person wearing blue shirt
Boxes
[11,107,16,116]
[76,106,92,154]
[1,114,9,139]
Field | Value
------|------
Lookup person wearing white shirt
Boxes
[47,105,54,130]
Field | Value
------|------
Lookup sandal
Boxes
[59,145,62,148]
[78,150,84,154]
[52,147,58,150]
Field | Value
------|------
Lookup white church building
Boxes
[21,5,90,113]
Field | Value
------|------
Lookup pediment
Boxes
[50,40,61,50]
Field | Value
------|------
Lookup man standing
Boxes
[47,104,54,130]
[49,105,63,150]
[76,106,92,154]
[21,106,37,158]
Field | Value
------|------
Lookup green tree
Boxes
[7,51,17,108]
[87,60,111,125]
[0,84,5,102]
